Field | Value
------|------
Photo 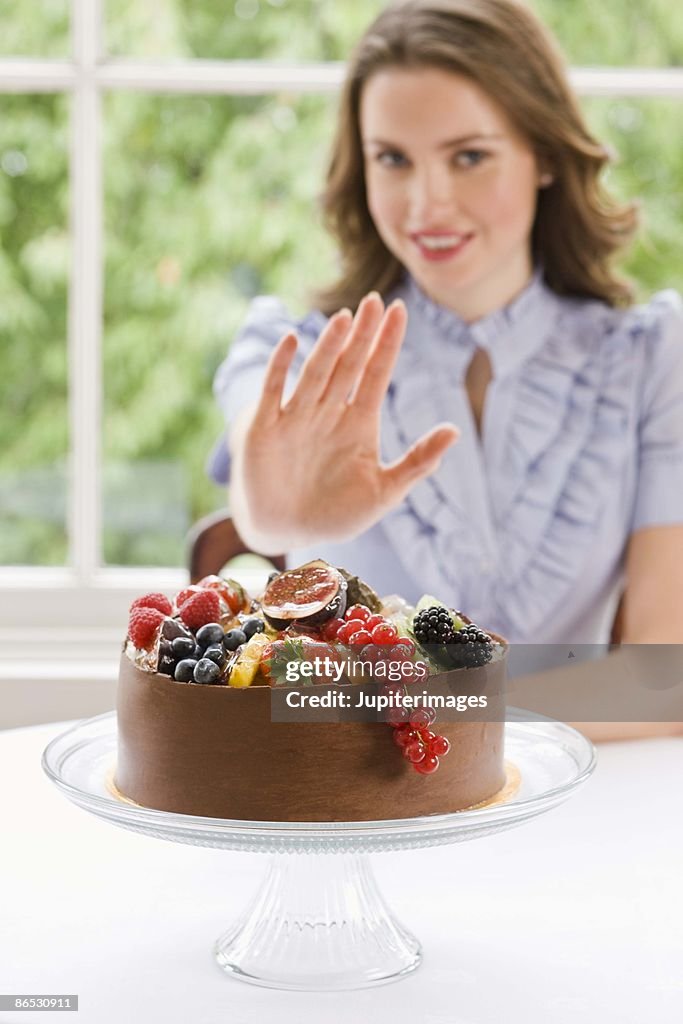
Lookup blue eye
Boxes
[455,150,488,167]
[376,150,409,168]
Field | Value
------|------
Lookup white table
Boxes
[0,720,681,1024]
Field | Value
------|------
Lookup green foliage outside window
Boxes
[1,1,682,567]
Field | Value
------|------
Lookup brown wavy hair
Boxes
[312,0,638,315]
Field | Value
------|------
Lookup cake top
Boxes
[124,558,502,686]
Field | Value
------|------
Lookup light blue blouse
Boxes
[209,267,683,654]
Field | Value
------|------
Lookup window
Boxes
[1,0,682,654]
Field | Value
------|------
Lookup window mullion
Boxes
[69,0,105,583]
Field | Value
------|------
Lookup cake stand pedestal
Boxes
[215,852,421,988]
[42,710,595,991]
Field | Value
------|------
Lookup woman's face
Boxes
[360,66,545,321]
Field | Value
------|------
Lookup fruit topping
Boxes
[223,628,247,651]
[413,605,457,644]
[160,617,194,643]
[196,622,225,647]
[197,574,247,614]
[174,585,203,610]
[370,622,399,645]
[174,658,198,682]
[171,636,196,659]
[193,658,221,684]
[344,603,372,623]
[228,633,271,687]
[241,617,266,639]
[128,606,165,650]
[391,721,452,774]
[413,606,493,669]
[260,559,347,629]
[202,643,224,664]
[259,636,343,685]
[157,652,176,676]
[178,589,221,630]
[130,592,173,617]
[337,568,382,613]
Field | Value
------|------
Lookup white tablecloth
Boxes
[0,720,681,1024]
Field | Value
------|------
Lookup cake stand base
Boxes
[214,852,421,990]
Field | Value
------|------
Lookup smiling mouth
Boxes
[410,232,475,259]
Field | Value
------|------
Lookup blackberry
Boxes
[413,606,457,644]
[413,606,493,669]
[449,623,494,669]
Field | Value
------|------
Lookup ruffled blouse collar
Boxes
[402,265,559,377]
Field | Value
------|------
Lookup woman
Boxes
[210,0,683,738]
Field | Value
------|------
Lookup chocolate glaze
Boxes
[115,649,506,822]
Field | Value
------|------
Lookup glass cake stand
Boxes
[42,709,595,991]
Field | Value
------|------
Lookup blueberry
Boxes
[193,644,204,659]
[174,658,198,682]
[193,658,221,684]
[223,628,247,651]
[242,617,265,640]
[203,644,225,665]
[158,639,173,658]
[196,622,224,647]
[171,636,195,659]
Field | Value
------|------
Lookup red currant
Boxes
[345,604,371,623]
[419,729,437,745]
[371,622,399,645]
[387,707,410,727]
[430,734,451,757]
[320,617,344,641]
[348,628,372,646]
[403,741,427,763]
[393,726,417,748]
[336,619,365,643]
[414,753,440,775]
[359,643,384,665]
[394,637,416,657]
[365,613,386,630]
[410,708,436,730]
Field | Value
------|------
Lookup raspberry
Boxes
[130,592,172,616]
[175,585,202,610]
[128,607,165,649]
[178,589,221,629]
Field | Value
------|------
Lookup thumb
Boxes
[381,423,459,503]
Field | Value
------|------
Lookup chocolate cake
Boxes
[114,561,507,822]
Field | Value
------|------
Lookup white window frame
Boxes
[1,0,683,660]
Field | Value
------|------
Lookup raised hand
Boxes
[230,292,459,554]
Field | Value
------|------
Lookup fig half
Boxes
[260,560,347,630]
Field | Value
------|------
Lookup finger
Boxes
[253,331,298,424]
[351,299,408,414]
[322,292,385,404]
[286,308,353,411]
[380,424,460,504]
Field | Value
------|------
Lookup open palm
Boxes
[232,293,459,553]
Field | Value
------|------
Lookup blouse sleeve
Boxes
[207,297,327,485]
[630,289,683,532]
